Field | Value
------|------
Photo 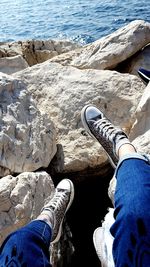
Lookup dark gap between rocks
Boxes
[50,164,114,267]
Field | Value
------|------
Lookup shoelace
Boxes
[47,190,68,211]
[93,118,118,141]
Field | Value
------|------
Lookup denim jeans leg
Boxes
[0,220,52,266]
[110,155,150,267]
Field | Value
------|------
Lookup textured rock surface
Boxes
[130,82,150,140]
[50,20,150,70]
[0,55,29,74]
[15,61,145,173]
[0,73,56,176]
[0,171,55,245]
[132,130,150,156]
[0,40,81,66]
[129,83,150,155]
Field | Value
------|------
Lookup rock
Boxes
[35,50,58,64]
[48,144,65,175]
[21,41,57,66]
[0,42,22,57]
[50,20,150,70]
[130,83,150,139]
[0,171,55,245]
[116,44,150,76]
[0,73,56,176]
[0,40,81,66]
[129,82,150,155]
[14,61,145,173]
[132,130,150,156]
[0,55,29,74]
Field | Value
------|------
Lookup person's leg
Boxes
[81,105,150,267]
[110,145,150,267]
[0,179,74,267]
[0,220,52,267]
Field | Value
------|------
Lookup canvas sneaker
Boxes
[41,179,74,244]
[93,209,115,267]
[81,105,130,168]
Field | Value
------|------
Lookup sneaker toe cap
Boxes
[84,105,103,120]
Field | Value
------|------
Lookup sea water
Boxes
[0,0,150,44]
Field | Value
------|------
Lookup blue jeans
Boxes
[110,153,150,267]
[0,220,52,266]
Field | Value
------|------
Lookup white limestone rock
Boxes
[129,82,150,156]
[130,82,150,139]
[15,61,145,173]
[0,55,29,75]
[0,171,55,245]
[0,42,22,57]
[0,40,81,66]
[132,130,150,157]
[50,20,150,70]
[0,73,56,176]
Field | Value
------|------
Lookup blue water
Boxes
[0,0,150,44]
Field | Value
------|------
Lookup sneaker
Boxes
[138,68,150,85]
[93,227,105,265]
[42,179,74,244]
[93,209,115,267]
[81,105,130,168]
[93,227,114,267]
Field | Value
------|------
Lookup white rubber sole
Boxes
[51,179,75,244]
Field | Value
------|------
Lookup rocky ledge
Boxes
[0,19,150,266]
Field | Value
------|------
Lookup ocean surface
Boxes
[0,0,150,44]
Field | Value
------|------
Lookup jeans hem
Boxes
[115,153,149,177]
